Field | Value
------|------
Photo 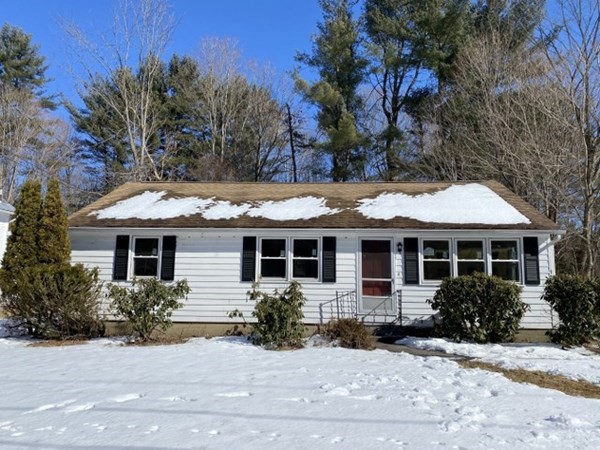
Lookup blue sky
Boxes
[1,0,323,112]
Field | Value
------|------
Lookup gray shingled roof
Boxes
[68,181,561,231]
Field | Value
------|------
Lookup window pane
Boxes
[457,241,483,260]
[135,238,159,257]
[361,240,391,278]
[294,239,318,258]
[293,259,318,278]
[492,262,520,281]
[362,280,392,297]
[458,261,485,276]
[133,258,158,276]
[423,240,450,259]
[261,259,286,278]
[424,261,451,280]
[262,239,286,258]
[491,241,518,260]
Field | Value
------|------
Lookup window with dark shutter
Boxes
[403,237,419,285]
[523,236,540,285]
[160,236,177,281]
[113,235,130,280]
[322,237,336,282]
[241,237,257,282]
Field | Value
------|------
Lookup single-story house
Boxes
[68,181,564,334]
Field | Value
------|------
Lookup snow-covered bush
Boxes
[108,278,190,341]
[543,275,600,346]
[2,264,104,339]
[248,281,306,348]
[428,272,526,343]
[323,318,374,349]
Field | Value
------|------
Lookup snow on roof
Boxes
[246,197,339,221]
[91,191,338,221]
[92,191,213,220]
[356,184,531,224]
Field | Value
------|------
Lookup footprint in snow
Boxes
[161,395,195,402]
[144,425,159,434]
[350,394,381,401]
[111,393,145,403]
[208,430,220,436]
[331,436,344,444]
[278,397,314,403]
[35,426,53,432]
[215,392,252,398]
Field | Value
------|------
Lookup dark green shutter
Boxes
[523,237,540,285]
[160,236,177,281]
[113,235,130,280]
[322,237,336,282]
[403,238,419,285]
[241,237,257,282]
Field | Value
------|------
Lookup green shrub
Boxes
[543,275,600,346]
[0,264,104,339]
[427,272,527,343]
[108,278,190,341]
[323,318,374,350]
[248,281,306,348]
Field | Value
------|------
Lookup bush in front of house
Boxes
[427,272,526,343]
[0,178,104,339]
[323,318,374,350]
[248,281,306,348]
[543,275,600,346]
[2,264,104,339]
[108,278,190,341]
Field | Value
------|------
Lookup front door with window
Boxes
[360,239,394,313]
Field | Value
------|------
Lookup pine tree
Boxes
[1,179,42,275]
[0,23,54,108]
[38,178,70,265]
[296,0,368,181]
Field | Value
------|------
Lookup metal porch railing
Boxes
[318,290,357,326]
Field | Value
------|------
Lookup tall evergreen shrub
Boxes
[38,178,70,265]
[0,178,103,338]
[1,179,42,275]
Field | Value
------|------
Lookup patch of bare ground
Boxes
[459,360,600,399]
[126,336,190,346]
[28,339,89,347]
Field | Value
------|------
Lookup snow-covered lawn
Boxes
[399,337,600,386]
[1,335,600,449]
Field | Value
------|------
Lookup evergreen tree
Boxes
[296,0,368,181]
[1,179,42,275]
[0,23,54,107]
[363,0,470,180]
[38,178,71,265]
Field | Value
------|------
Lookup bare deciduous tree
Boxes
[63,0,176,182]
[422,30,575,231]
[544,0,600,277]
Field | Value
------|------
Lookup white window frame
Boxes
[455,239,486,276]
[420,238,452,283]
[131,236,162,279]
[259,237,288,280]
[417,237,525,285]
[489,239,521,282]
[291,237,321,281]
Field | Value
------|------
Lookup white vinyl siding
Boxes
[70,229,556,329]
